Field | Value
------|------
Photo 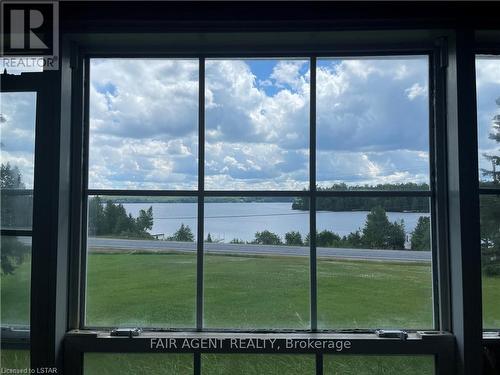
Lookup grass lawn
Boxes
[83,252,434,329]
[1,251,499,374]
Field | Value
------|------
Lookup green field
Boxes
[1,252,499,374]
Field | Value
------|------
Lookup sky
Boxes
[1,56,498,190]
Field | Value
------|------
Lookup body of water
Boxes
[123,202,429,244]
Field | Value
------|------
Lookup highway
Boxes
[87,238,431,262]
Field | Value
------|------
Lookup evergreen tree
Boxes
[169,223,194,242]
[206,233,213,243]
[387,220,406,250]
[362,206,406,250]
[362,206,392,249]
[136,206,153,232]
[411,216,431,251]
[87,197,153,238]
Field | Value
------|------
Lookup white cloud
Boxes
[86,57,431,190]
[405,83,427,101]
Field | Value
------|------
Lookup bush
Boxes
[252,230,282,245]
[285,231,303,246]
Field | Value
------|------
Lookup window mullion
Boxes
[197,57,206,330]
[310,56,317,331]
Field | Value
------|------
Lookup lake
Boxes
[123,202,429,244]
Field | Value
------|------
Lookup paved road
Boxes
[87,238,431,262]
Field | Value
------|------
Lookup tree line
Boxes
[292,183,430,213]
[221,207,431,251]
[88,196,154,238]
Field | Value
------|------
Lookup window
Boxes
[205,59,310,190]
[84,56,434,332]
[203,196,310,329]
[316,57,430,188]
[316,197,433,329]
[0,92,36,331]
[88,59,199,190]
[476,55,500,329]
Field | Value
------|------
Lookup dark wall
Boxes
[60,1,500,33]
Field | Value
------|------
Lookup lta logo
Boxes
[1,1,59,70]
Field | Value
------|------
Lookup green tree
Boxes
[87,197,153,238]
[387,220,406,250]
[316,230,341,247]
[169,223,194,242]
[252,230,282,245]
[362,206,392,248]
[411,216,431,251]
[206,233,213,243]
[362,206,406,250]
[136,206,154,232]
[285,231,303,246]
[343,230,363,248]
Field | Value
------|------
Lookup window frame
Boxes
[80,52,437,332]
[474,44,500,339]
[57,30,457,374]
[0,74,41,350]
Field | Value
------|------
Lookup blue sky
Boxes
[2,57,498,190]
[87,57,431,190]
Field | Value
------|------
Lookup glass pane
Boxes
[324,355,435,375]
[0,236,31,327]
[0,92,36,230]
[203,197,309,329]
[85,196,197,328]
[84,353,193,375]
[476,56,500,187]
[201,354,315,375]
[480,194,500,328]
[316,57,430,189]
[88,59,199,190]
[205,59,310,190]
[313,197,433,329]
[0,350,30,372]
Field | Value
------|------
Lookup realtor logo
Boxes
[1,1,59,70]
